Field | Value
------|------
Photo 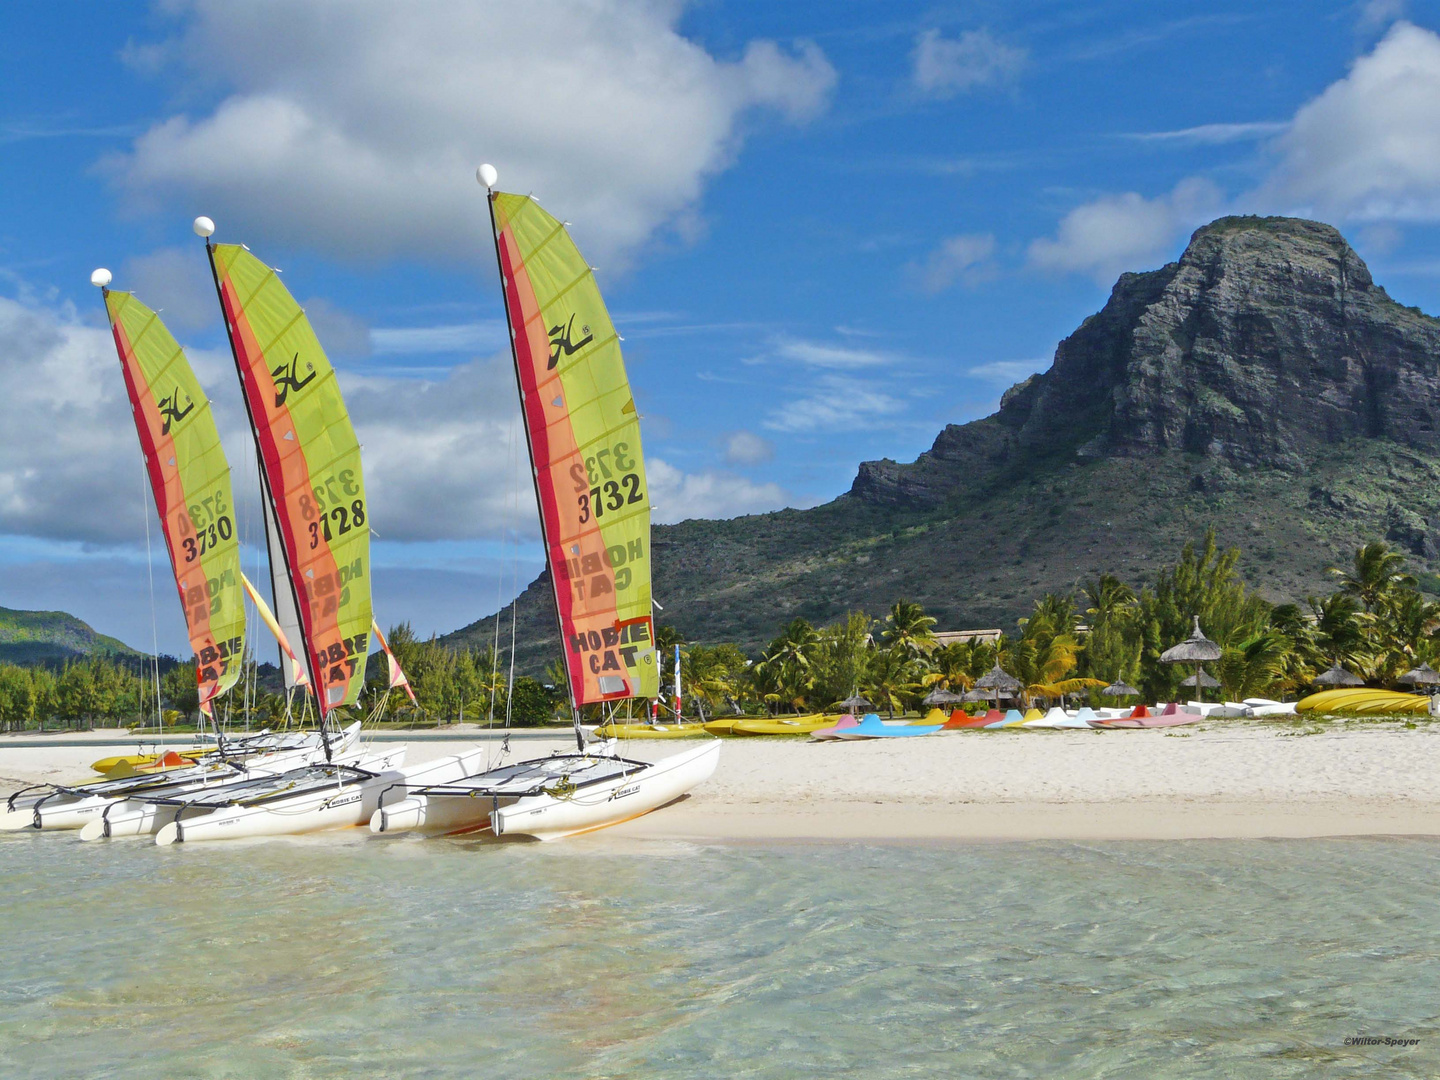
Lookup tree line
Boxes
[1,532,1434,731]
[675,533,1440,717]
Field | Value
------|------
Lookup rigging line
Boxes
[138,454,163,736]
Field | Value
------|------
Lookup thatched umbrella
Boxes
[1101,680,1140,698]
[961,689,989,703]
[974,663,1023,694]
[1399,662,1440,688]
[1312,662,1364,688]
[922,688,964,707]
[1179,670,1221,689]
[836,693,874,714]
[1161,617,1223,702]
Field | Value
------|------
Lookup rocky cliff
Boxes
[447,217,1440,667]
[853,217,1440,506]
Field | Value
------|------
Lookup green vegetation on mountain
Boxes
[0,607,144,665]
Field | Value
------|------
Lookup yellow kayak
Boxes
[910,708,949,726]
[91,749,206,775]
[703,718,744,735]
[730,715,838,736]
[1295,689,1430,715]
[594,722,709,739]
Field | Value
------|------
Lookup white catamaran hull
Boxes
[497,740,719,841]
[78,739,373,841]
[0,725,359,833]
[372,741,719,842]
[151,747,498,845]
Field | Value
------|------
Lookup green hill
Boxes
[443,216,1440,672]
[0,607,145,665]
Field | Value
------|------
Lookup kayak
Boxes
[594,722,708,739]
[835,714,942,740]
[811,715,860,740]
[731,716,837,736]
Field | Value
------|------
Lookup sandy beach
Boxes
[5,722,1440,842]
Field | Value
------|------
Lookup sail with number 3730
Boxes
[100,285,245,715]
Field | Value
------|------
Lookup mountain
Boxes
[0,607,145,665]
[444,215,1440,671]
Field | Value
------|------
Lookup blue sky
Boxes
[5,0,1440,656]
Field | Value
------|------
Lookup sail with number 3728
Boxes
[204,238,374,723]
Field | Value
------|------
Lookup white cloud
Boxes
[117,246,219,333]
[771,339,892,369]
[105,1,836,263]
[763,373,906,433]
[909,232,997,293]
[913,29,1026,97]
[723,430,775,466]
[1359,0,1407,33]
[1124,121,1288,144]
[1258,21,1440,222]
[370,321,508,356]
[647,458,790,522]
[967,359,1045,382]
[1027,177,1223,284]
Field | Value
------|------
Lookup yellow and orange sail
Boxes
[103,290,245,711]
[207,243,372,714]
[489,191,659,706]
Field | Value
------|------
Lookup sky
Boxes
[6,0,1440,656]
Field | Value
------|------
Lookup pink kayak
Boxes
[810,714,860,741]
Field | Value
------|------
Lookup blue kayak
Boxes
[834,713,942,739]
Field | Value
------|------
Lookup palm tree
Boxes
[881,600,938,658]
[754,618,820,713]
[864,646,923,717]
[1330,541,1416,613]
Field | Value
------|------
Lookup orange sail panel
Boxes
[371,621,418,706]
[490,192,658,706]
[208,244,372,713]
[103,291,245,709]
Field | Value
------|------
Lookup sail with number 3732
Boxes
[368,165,717,843]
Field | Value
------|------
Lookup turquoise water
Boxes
[1,833,1438,1078]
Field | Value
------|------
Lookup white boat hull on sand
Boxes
[151,746,501,845]
[78,739,374,841]
[371,740,720,842]
[1,725,359,833]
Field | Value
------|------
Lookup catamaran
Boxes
[369,165,718,842]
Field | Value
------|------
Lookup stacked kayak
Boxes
[1295,689,1430,715]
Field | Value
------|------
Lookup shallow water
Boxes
[1,832,1437,1078]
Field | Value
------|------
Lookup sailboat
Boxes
[370,166,718,841]
[0,276,348,834]
[143,219,487,844]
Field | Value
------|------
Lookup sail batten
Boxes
[103,290,245,710]
[489,190,659,707]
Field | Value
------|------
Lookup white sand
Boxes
[6,724,1440,841]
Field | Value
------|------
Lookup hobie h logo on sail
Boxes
[547,314,592,370]
[271,353,317,406]
[157,388,194,435]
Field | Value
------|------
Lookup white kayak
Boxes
[1,724,359,833]
[370,739,719,841]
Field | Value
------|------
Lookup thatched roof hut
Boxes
[1102,680,1140,697]
[1312,662,1364,688]
[1179,670,1221,689]
[1399,662,1440,687]
[973,663,1023,694]
[836,694,874,712]
[921,688,964,706]
[1160,617,1223,664]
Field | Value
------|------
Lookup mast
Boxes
[197,217,331,762]
[480,168,585,751]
